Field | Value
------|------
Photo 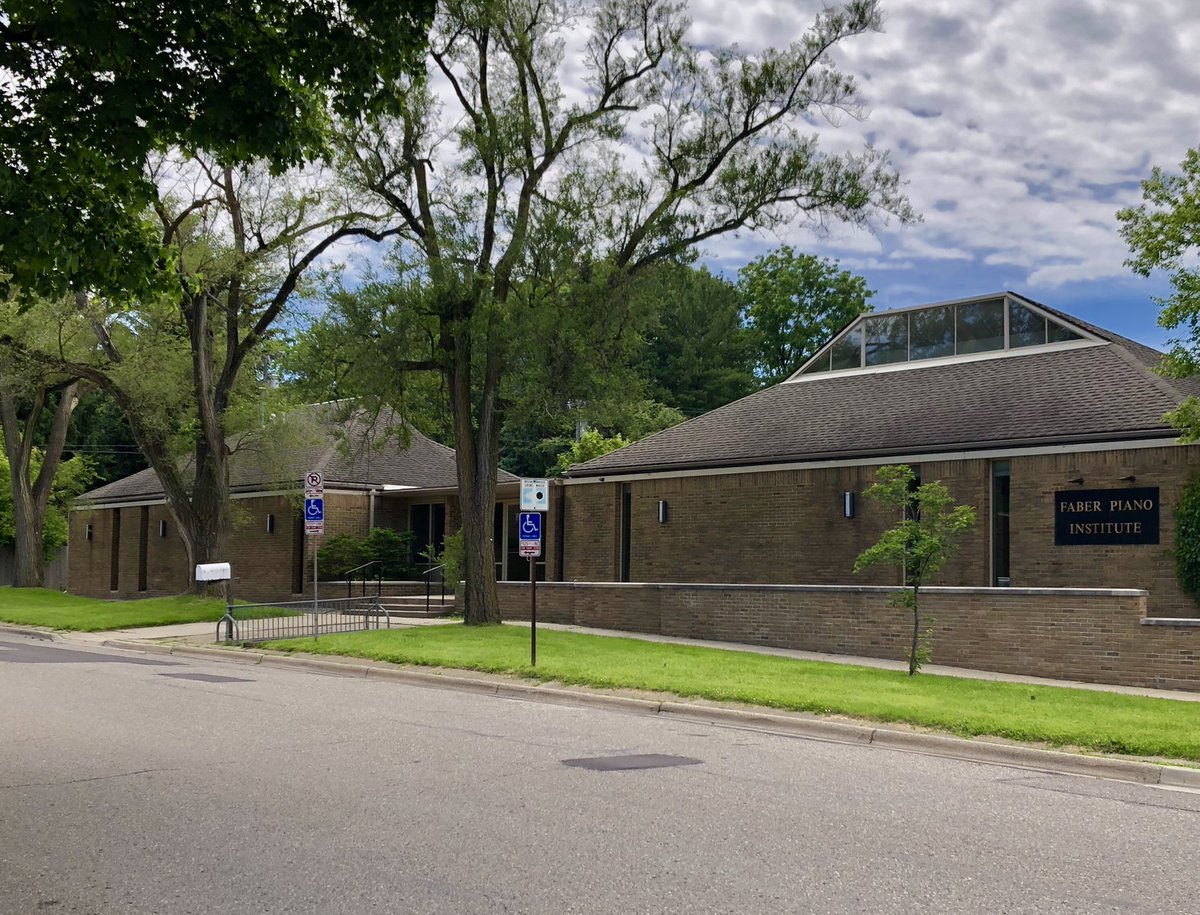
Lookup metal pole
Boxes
[312,546,319,640]
[530,555,537,667]
[225,578,234,642]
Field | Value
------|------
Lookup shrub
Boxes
[1175,478,1200,604]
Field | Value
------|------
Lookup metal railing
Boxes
[422,564,446,615]
[215,595,392,645]
[342,559,383,597]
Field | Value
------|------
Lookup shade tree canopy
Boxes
[334,0,914,623]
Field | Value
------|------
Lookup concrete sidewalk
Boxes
[28,615,1200,704]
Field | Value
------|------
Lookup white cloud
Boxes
[682,0,1199,304]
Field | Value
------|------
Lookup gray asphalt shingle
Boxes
[569,304,1189,477]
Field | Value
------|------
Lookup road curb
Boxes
[0,622,57,641]
[99,639,1200,790]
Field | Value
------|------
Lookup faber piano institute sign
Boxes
[1054,486,1159,546]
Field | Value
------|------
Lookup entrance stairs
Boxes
[378,594,456,619]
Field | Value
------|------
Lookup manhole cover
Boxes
[158,672,254,683]
[562,754,702,771]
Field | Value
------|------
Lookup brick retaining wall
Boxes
[497,581,1200,692]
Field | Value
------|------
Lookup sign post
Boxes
[305,470,325,639]
[518,496,544,667]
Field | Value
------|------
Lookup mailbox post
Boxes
[197,562,234,642]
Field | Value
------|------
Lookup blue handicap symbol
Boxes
[305,497,324,521]
[518,512,541,540]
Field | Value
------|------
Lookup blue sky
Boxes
[687,0,1196,349]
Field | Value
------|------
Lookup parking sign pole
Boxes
[530,553,537,667]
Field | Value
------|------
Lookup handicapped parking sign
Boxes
[305,497,324,521]
[518,512,541,540]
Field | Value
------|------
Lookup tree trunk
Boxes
[10,484,45,588]
[174,443,232,594]
[0,381,78,588]
[446,314,502,625]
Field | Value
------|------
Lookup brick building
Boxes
[68,406,525,602]
[560,292,1200,618]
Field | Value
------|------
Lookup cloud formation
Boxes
[687,0,1197,339]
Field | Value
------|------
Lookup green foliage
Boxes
[554,429,630,474]
[317,528,417,581]
[1174,478,1200,605]
[316,534,366,580]
[1,0,435,299]
[426,529,465,588]
[0,450,94,558]
[738,246,874,384]
[1118,146,1200,440]
[265,625,1200,762]
[634,263,756,416]
[853,465,977,675]
[362,528,416,581]
[0,588,288,631]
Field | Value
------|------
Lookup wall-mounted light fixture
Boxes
[657,500,669,524]
[158,519,167,538]
[843,491,855,518]
[266,513,276,534]
[1067,476,1084,485]
[1120,474,1137,483]
[85,524,93,541]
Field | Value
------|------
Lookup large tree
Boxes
[1118,146,1200,438]
[0,334,84,586]
[0,0,435,300]
[738,245,874,385]
[339,0,914,623]
[1,155,400,589]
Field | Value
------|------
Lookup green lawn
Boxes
[0,587,237,631]
[265,623,1200,762]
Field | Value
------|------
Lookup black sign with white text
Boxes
[1054,487,1159,546]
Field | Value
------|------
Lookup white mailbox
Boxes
[195,562,232,582]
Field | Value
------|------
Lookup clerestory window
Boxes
[797,295,1086,376]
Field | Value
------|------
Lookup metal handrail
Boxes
[343,559,383,597]
[422,563,446,614]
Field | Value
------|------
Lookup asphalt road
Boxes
[2,631,1199,915]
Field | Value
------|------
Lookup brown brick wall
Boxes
[561,445,1200,617]
[498,581,1200,691]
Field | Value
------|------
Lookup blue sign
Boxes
[305,497,324,521]
[518,512,541,541]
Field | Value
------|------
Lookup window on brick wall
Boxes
[992,461,1010,587]
[410,503,446,565]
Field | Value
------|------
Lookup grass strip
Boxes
[265,623,1200,762]
[0,587,281,631]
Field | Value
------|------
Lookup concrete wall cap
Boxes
[496,581,1149,598]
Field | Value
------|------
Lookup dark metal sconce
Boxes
[843,491,855,518]
[1120,474,1136,483]
[658,500,668,523]
[1067,476,1084,485]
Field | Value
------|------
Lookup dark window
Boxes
[830,327,862,370]
[864,314,908,366]
[1048,321,1083,343]
[992,461,1011,586]
[1008,301,1046,348]
[410,503,446,564]
[109,509,121,591]
[137,507,149,592]
[801,351,832,374]
[909,305,955,360]
[619,484,632,582]
[956,300,1005,354]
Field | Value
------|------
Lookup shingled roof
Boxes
[569,294,1190,478]
[79,404,517,504]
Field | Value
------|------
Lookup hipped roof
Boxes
[78,404,517,504]
[569,294,1194,477]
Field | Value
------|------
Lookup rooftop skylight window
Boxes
[796,295,1086,377]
